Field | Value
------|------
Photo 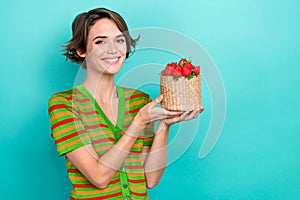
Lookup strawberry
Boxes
[171,69,181,77]
[194,66,200,75]
[170,62,177,68]
[182,66,192,77]
[162,57,200,79]
[162,69,172,76]
[178,58,188,67]
[166,62,177,70]
[174,65,182,73]
[183,62,194,70]
[171,65,182,77]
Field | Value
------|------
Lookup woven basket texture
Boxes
[160,75,201,111]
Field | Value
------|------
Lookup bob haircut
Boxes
[63,8,139,65]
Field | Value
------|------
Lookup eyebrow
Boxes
[92,34,125,41]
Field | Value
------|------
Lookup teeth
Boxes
[103,57,118,63]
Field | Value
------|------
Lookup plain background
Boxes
[1,0,300,199]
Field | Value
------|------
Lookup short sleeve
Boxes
[143,95,155,146]
[48,94,91,156]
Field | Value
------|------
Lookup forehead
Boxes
[88,18,122,39]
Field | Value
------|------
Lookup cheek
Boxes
[85,41,93,54]
[88,46,106,59]
[119,55,126,64]
[85,40,101,55]
[116,42,128,55]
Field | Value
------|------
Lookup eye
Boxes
[116,38,125,43]
[95,40,105,45]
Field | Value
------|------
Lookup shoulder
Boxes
[48,88,74,106]
[48,87,83,114]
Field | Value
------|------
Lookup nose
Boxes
[106,39,117,54]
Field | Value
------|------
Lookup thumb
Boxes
[147,95,163,108]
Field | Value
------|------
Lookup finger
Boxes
[191,108,202,118]
[180,111,191,120]
[165,108,200,124]
[193,108,203,118]
[149,107,181,118]
[164,114,183,120]
[153,108,183,117]
[149,107,184,122]
[163,109,184,116]
[147,95,163,108]
[164,115,182,125]
[171,116,183,123]
[155,113,182,121]
[200,106,205,113]
[182,109,199,121]
[192,109,201,119]
[170,110,192,122]
[148,107,175,122]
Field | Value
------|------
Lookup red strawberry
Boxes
[182,66,192,77]
[171,69,181,77]
[162,69,172,76]
[183,62,193,70]
[174,65,182,73]
[194,66,200,75]
[166,62,177,70]
[178,58,188,67]
[170,62,177,67]
[172,65,182,77]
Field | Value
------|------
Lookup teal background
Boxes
[1,0,299,199]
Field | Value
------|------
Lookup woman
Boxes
[48,8,204,200]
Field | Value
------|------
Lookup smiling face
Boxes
[78,18,127,75]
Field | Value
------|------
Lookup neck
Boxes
[83,72,117,103]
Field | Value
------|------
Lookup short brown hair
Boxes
[63,8,139,64]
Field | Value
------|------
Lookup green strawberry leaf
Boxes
[187,75,194,80]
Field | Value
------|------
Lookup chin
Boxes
[104,66,122,75]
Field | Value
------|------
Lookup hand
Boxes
[161,106,205,126]
[134,95,183,127]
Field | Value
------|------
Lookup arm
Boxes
[65,96,182,189]
[142,106,205,188]
[66,122,143,189]
[142,122,170,188]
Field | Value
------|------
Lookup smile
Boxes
[102,56,120,65]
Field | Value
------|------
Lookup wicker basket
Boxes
[160,75,201,111]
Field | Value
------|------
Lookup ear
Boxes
[76,50,86,58]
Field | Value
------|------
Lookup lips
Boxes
[102,56,119,65]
